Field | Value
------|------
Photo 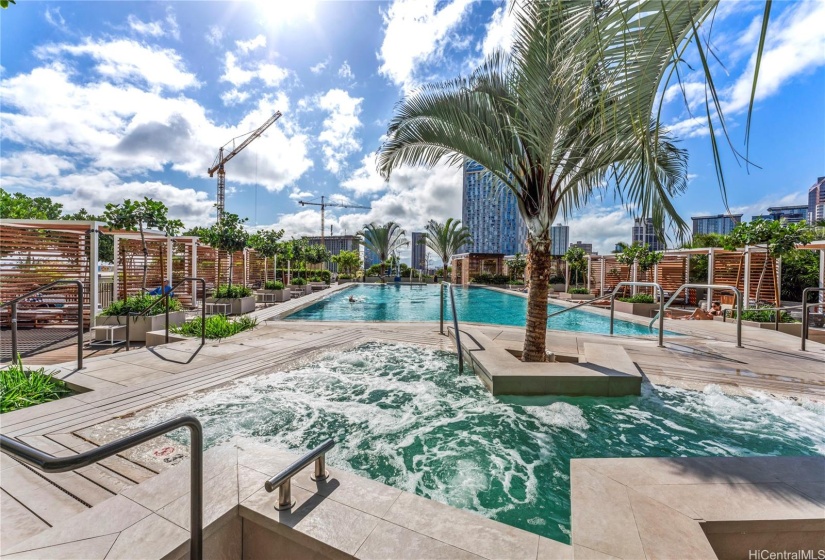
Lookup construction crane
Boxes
[298,195,370,242]
[208,111,282,222]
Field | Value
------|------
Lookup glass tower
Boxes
[461,159,527,254]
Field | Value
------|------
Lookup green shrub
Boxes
[618,294,655,304]
[171,314,257,339]
[212,285,253,298]
[733,306,796,323]
[568,287,590,294]
[1,359,70,413]
[101,294,182,316]
[264,281,284,290]
[338,274,353,280]
[509,280,525,285]
[470,273,509,285]
[291,277,307,286]
[548,275,566,284]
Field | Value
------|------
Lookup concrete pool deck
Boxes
[1,312,823,558]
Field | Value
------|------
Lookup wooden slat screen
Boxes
[115,238,167,300]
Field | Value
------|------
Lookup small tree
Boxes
[509,253,526,282]
[331,250,361,275]
[199,213,249,287]
[615,243,662,294]
[248,229,285,283]
[0,189,63,219]
[103,198,183,293]
[562,247,588,287]
[359,222,408,282]
[304,244,332,274]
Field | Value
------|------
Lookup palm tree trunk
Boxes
[442,265,448,283]
[523,235,550,362]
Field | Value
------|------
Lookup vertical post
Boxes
[707,248,715,308]
[10,303,18,363]
[819,249,825,312]
[564,261,569,292]
[113,235,120,304]
[684,256,690,304]
[586,256,591,292]
[125,313,131,352]
[631,263,638,295]
[192,240,198,307]
[165,292,170,344]
[743,246,751,309]
[735,287,743,348]
[774,257,782,331]
[200,280,206,346]
[90,225,99,327]
[440,283,444,335]
[188,421,204,560]
[609,291,615,336]
[600,257,606,296]
[314,454,327,480]
[77,282,84,370]
[166,237,173,292]
[277,479,293,510]
[657,285,664,348]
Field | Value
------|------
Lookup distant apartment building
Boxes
[808,176,825,224]
[550,224,569,257]
[461,159,527,255]
[363,247,381,269]
[569,241,595,255]
[754,205,808,223]
[410,231,427,271]
[632,218,666,251]
[303,235,361,274]
[691,214,742,236]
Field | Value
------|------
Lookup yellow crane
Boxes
[208,111,282,222]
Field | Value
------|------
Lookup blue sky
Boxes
[1,0,823,257]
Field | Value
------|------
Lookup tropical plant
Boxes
[304,244,332,271]
[248,228,285,283]
[376,2,689,361]
[103,198,183,293]
[618,294,655,304]
[171,314,257,340]
[508,252,527,282]
[331,250,361,275]
[563,247,588,287]
[199,212,249,287]
[780,249,820,302]
[418,218,473,281]
[568,287,590,295]
[264,280,284,290]
[358,222,408,281]
[470,273,509,285]
[290,277,306,286]
[1,358,69,413]
[212,285,252,299]
[100,294,182,316]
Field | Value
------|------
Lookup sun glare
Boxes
[253,0,317,25]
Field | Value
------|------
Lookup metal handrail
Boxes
[802,287,825,351]
[650,283,743,348]
[0,280,84,369]
[609,282,666,348]
[546,292,615,318]
[125,278,206,350]
[441,282,464,373]
[265,439,334,510]
[0,415,203,560]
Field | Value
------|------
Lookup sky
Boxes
[1,0,823,260]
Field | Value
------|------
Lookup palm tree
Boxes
[359,222,408,282]
[377,1,688,362]
[419,218,473,281]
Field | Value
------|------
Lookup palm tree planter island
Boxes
[96,295,186,342]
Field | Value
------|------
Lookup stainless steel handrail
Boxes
[441,282,464,373]
[609,282,665,348]
[802,287,825,351]
[0,415,203,560]
[125,277,206,350]
[650,283,743,348]
[0,280,84,369]
[265,439,334,510]
[546,292,615,318]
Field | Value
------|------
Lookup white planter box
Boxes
[256,289,290,303]
[570,293,594,301]
[614,301,659,317]
[206,296,255,315]
[96,312,186,342]
[287,285,312,295]
[551,283,566,292]
[756,322,803,337]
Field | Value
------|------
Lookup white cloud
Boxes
[0,151,75,179]
[127,15,164,37]
[36,38,199,91]
[165,8,181,41]
[220,52,289,88]
[309,58,329,75]
[479,2,516,58]
[288,188,314,200]
[205,25,223,46]
[44,7,65,28]
[337,61,354,80]
[565,206,636,256]
[377,0,476,91]
[220,88,250,106]
[317,89,363,174]
[728,191,808,221]
[236,34,266,53]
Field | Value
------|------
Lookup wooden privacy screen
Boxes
[115,238,166,300]
[0,224,92,327]
[246,250,268,287]
[713,250,777,304]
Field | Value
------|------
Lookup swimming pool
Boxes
[287,284,671,337]
[133,343,825,544]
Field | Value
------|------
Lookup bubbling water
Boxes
[132,343,825,544]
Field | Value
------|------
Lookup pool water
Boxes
[133,343,825,544]
[287,284,671,337]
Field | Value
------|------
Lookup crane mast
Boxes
[208,111,282,222]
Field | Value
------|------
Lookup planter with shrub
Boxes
[97,294,186,342]
[1,359,70,413]
[288,277,311,295]
[548,275,566,292]
[614,293,659,317]
[470,273,510,285]
[558,287,593,300]
[256,280,290,303]
[206,285,255,315]
[338,274,354,283]
[171,314,257,340]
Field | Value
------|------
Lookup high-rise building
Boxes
[808,176,825,224]
[550,224,569,257]
[569,241,595,255]
[461,159,527,254]
[632,218,666,251]
[754,205,808,223]
[410,232,427,271]
[303,235,361,273]
[691,214,742,236]
[363,247,381,269]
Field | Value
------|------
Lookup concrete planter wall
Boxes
[96,312,186,342]
[757,322,803,337]
[256,289,290,303]
[145,329,192,347]
[206,296,255,315]
[614,301,659,317]
[550,283,566,292]
[287,285,312,295]
[558,293,594,301]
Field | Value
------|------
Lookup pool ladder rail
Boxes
[265,439,335,510]
[440,282,464,374]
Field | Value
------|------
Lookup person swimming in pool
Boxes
[349,295,356,303]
